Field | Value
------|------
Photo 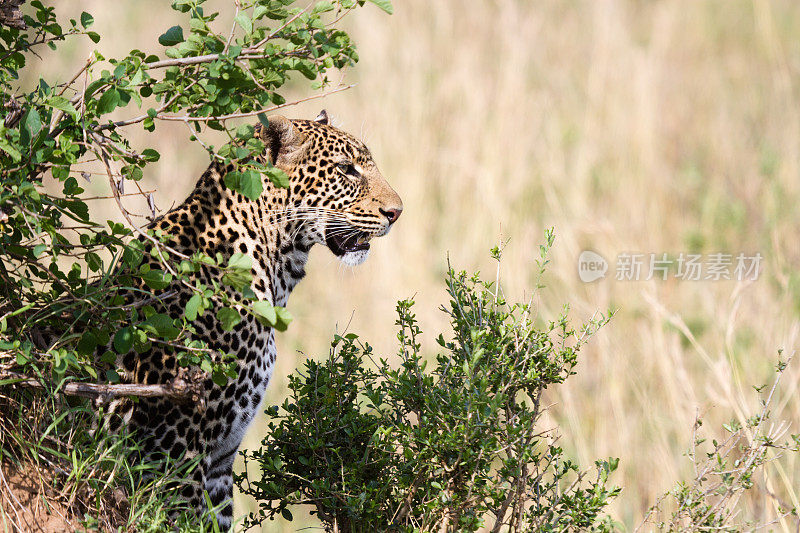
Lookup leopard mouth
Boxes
[325,229,372,256]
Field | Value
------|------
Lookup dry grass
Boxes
[34,0,800,530]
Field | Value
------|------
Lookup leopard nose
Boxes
[379,207,402,224]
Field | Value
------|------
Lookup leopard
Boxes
[108,110,402,530]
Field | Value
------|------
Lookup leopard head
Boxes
[258,111,402,266]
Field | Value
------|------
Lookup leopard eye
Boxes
[336,161,359,177]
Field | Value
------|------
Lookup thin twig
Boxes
[95,78,199,131]
[57,58,92,97]
[251,3,312,49]
[155,83,355,123]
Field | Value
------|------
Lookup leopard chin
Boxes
[339,248,370,266]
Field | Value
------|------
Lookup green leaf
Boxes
[313,1,335,14]
[281,508,293,521]
[96,88,120,114]
[216,307,242,331]
[86,252,102,272]
[64,199,89,221]
[141,148,160,161]
[0,136,22,162]
[122,240,144,268]
[172,0,192,13]
[158,25,185,46]
[113,63,127,79]
[113,327,133,354]
[141,268,172,290]
[252,301,277,326]
[87,31,100,43]
[222,253,253,289]
[211,369,228,387]
[227,253,252,270]
[239,171,263,200]
[234,12,253,34]
[222,271,253,291]
[23,108,42,138]
[264,4,288,20]
[224,170,263,201]
[52,165,70,180]
[274,307,293,332]
[32,244,47,258]
[226,45,242,59]
[76,331,98,356]
[266,167,290,188]
[133,328,151,353]
[367,0,394,14]
[223,170,242,194]
[236,124,255,139]
[80,11,93,28]
[185,293,202,321]
[253,5,268,19]
[84,79,107,98]
[46,96,79,120]
[143,313,180,340]
[123,164,143,181]
[100,350,116,364]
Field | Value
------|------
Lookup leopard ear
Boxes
[259,115,306,165]
[314,109,329,125]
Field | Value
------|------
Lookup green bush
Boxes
[238,233,621,532]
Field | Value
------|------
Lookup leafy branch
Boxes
[0,0,383,390]
[0,0,393,529]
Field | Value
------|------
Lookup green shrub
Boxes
[238,233,621,532]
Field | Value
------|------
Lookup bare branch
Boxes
[143,5,312,72]
[3,96,22,128]
[0,370,205,406]
[156,84,355,122]
[0,0,25,29]
[94,83,354,133]
[94,78,200,131]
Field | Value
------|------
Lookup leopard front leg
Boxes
[159,437,236,531]
[204,445,238,530]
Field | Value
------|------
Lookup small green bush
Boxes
[639,357,800,531]
[238,233,621,532]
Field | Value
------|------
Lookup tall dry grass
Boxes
[38,0,800,530]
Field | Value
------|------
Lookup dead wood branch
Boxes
[0,369,206,408]
[0,0,25,30]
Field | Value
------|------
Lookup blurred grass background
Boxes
[37,0,800,529]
